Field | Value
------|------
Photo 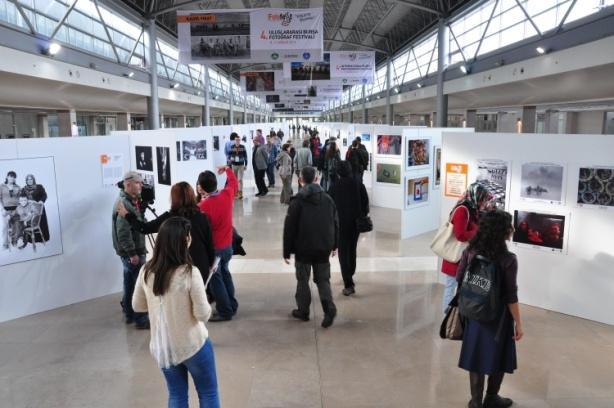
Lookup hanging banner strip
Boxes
[177,8,323,64]
[282,51,375,85]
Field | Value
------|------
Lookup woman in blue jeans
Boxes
[132,216,220,407]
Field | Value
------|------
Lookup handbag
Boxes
[356,215,373,233]
[430,207,469,263]
[440,293,464,341]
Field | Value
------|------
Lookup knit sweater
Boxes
[132,264,211,366]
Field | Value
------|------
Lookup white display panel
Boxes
[442,131,614,325]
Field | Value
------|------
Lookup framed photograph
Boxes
[406,138,430,169]
[359,133,371,142]
[475,159,510,210]
[406,176,429,208]
[156,146,171,185]
[376,163,401,184]
[513,210,568,253]
[0,157,64,266]
[176,141,181,162]
[376,135,402,156]
[213,136,220,152]
[520,162,565,205]
[135,146,153,171]
[577,167,614,208]
[182,140,207,161]
[433,146,442,189]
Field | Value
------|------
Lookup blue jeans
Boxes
[442,274,457,314]
[266,162,276,186]
[209,246,238,318]
[161,338,220,408]
[121,255,148,325]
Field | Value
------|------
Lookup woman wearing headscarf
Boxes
[441,182,492,312]
[22,174,50,242]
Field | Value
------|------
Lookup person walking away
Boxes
[276,143,294,204]
[441,182,492,313]
[197,166,239,322]
[224,133,238,165]
[294,140,313,191]
[229,136,248,199]
[323,141,341,192]
[330,161,369,296]
[112,171,149,329]
[117,182,215,284]
[252,137,269,197]
[283,166,338,328]
[456,210,523,408]
[132,217,220,408]
[351,137,369,183]
[265,135,279,188]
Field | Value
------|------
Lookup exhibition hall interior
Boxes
[2,0,614,407]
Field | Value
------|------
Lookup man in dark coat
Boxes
[283,166,339,328]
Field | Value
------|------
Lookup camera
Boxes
[117,180,155,205]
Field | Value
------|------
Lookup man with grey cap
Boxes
[112,171,149,329]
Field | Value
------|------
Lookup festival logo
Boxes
[268,12,293,26]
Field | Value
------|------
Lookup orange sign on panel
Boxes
[445,163,468,198]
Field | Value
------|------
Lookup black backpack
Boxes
[458,255,502,323]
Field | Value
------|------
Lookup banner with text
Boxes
[283,51,375,85]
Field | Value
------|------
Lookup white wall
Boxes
[0,136,131,322]
[442,131,614,325]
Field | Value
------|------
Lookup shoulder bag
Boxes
[430,206,469,263]
[439,292,464,341]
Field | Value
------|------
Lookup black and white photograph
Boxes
[476,159,509,210]
[520,162,565,204]
[182,140,207,161]
[433,146,442,189]
[138,172,155,188]
[213,136,220,152]
[245,71,275,92]
[176,141,181,162]
[1,157,63,266]
[291,53,331,81]
[135,146,153,171]
[407,138,430,168]
[577,167,614,208]
[513,210,567,253]
[156,146,171,185]
[190,12,250,60]
[376,135,402,156]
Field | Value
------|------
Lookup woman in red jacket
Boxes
[441,183,492,312]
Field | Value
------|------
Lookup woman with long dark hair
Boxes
[132,217,220,407]
[456,210,523,408]
[117,182,215,283]
[322,141,340,192]
[441,182,492,312]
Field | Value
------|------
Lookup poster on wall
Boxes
[513,210,567,253]
[433,146,441,189]
[444,163,468,198]
[182,140,207,161]
[376,135,402,156]
[475,159,510,209]
[156,147,171,186]
[406,138,430,169]
[0,157,63,266]
[520,162,565,205]
[100,154,124,187]
[406,176,429,208]
[135,146,153,171]
[213,136,220,152]
[577,167,614,208]
[376,163,401,184]
[176,142,182,162]
[177,8,323,64]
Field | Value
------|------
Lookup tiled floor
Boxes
[1,186,613,408]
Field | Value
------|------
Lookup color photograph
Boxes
[156,146,171,185]
[245,72,275,92]
[577,167,614,207]
[513,210,566,252]
[0,157,63,266]
[376,163,401,184]
[376,135,402,156]
[290,53,331,81]
[407,138,430,168]
[406,176,429,207]
[359,133,371,142]
[475,159,509,209]
[520,162,565,204]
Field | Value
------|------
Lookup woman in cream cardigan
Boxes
[132,216,220,408]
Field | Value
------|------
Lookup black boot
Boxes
[321,300,337,328]
[483,372,513,408]
[468,372,485,408]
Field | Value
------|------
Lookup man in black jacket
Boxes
[283,166,339,328]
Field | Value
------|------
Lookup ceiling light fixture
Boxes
[416,83,423,88]
[124,71,135,78]
[394,87,400,93]
[460,65,469,74]
[43,42,61,56]
[536,46,547,55]
[170,83,179,89]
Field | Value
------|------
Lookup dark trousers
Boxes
[209,246,238,318]
[254,168,268,195]
[266,162,276,186]
[353,171,364,184]
[120,255,148,325]
[338,224,359,289]
[295,260,336,317]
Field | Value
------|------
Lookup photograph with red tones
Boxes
[513,210,566,252]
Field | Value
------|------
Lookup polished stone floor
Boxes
[1,184,614,408]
